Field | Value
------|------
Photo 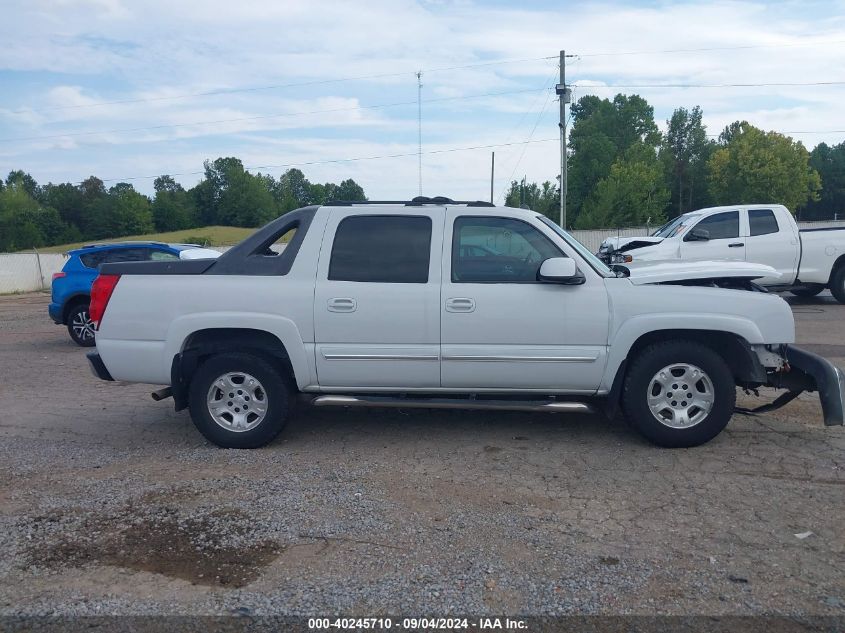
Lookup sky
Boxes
[1,0,844,202]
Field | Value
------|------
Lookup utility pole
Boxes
[555,50,572,229]
[490,152,495,204]
[416,71,423,196]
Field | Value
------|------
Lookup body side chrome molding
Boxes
[441,354,598,363]
[322,353,439,361]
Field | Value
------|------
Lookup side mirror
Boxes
[686,227,710,241]
[538,257,584,284]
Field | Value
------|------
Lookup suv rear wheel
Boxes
[622,340,735,447]
[188,352,290,448]
[67,303,96,347]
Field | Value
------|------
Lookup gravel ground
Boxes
[0,291,843,617]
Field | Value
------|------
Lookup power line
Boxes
[11,55,555,114]
[10,40,845,115]
[500,82,556,201]
[573,39,845,57]
[91,137,561,185]
[0,87,550,144]
[573,80,845,89]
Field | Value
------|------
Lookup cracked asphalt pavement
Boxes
[0,291,843,616]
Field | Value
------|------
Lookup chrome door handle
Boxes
[328,297,357,312]
[445,297,475,313]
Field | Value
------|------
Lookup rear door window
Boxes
[328,215,432,283]
[105,248,151,263]
[79,251,110,269]
[749,209,779,236]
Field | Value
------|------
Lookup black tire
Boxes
[188,353,291,448]
[622,340,736,448]
[66,303,96,347]
[830,265,845,304]
[790,285,824,298]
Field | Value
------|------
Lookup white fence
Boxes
[0,252,67,294]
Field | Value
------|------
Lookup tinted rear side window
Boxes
[329,215,432,283]
[105,248,150,263]
[749,209,779,236]
[79,251,109,268]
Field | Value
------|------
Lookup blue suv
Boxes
[50,242,204,346]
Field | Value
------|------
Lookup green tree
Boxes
[5,170,40,200]
[803,142,845,220]
[0,185,52,250]
[576,144,669,229]
[505,179,559,221]
[152,175,196,231]
[217,170,278,227]
[195,157,246,224]
[568,94,661,225]
[277,168,313,212]
[43,182,86,232]
[660,106,714,216]
[708,122,821,212]
[83,183,153,239]
[334,178,367,202]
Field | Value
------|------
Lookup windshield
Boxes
[537,216,612,276]
[651,214,700,238]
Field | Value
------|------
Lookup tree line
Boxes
[507,94,844,228]
[0,158,366,251]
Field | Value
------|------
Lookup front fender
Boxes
[599,313,768,391]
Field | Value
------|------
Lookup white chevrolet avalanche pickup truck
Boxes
[598,204,845,302]
[86,197,845,449]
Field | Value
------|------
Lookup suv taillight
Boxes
[89,274,121,329]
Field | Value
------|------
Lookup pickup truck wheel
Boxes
[790,285,824,298]
[67,304,96,347]
[188,353,290,448]
[830,265,845,304]
[622,341,735,448]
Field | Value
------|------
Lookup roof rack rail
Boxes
[326,196,495,208]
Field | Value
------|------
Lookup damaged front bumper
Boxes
[767,345,845,426]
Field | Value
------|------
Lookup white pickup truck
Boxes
[86,198,845,449]
[597,204,845,302]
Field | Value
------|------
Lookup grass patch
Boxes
[34,226,256,253]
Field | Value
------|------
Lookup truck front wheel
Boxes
[188,353,290,448]
[622,341,736,448]
[830,264,845,304]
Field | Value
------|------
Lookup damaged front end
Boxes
[745,344,845,426]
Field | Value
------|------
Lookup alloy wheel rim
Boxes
[71,310,95,341]
[647,363,714,429]
[206,371,268,432]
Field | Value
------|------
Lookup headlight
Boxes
[610,253,633,264]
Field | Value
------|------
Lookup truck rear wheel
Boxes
[790,285,824,298]
[622,340,736,448]
[830,265,845,304]
[188,353,290,448]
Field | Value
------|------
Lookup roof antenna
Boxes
[416,70,423,196]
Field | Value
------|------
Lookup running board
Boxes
[311,395,595,414]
